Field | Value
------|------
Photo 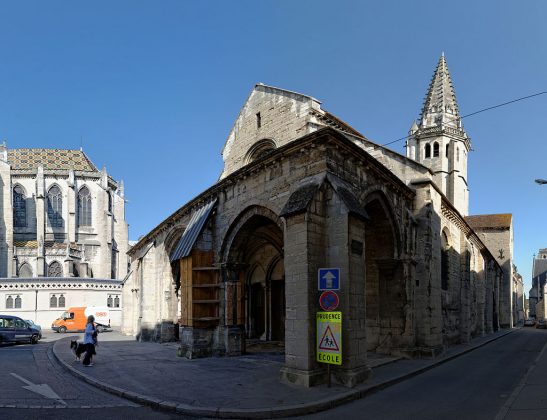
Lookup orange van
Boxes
[51,306,111,333]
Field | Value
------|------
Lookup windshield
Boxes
[59,311,70,319]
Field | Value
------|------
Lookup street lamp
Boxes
[535,179,547,185]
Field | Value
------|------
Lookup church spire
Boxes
[419,53,462,130]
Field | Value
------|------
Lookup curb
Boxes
[52,329,516,418]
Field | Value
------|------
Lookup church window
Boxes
[14,295,21,309]
[47,185,63,227]
[77,186,92,227]
[50,294,57,308]
[107,295,113,307]
[441,231,450,291]
[433,142,439,157]
[457,147,460,162]
[13,185,27,227]
[19,263,33,278]
[58,294,65,307]
[108,192,113,213]
[425,144,431,158]
[111,247,117,279]
[446,144,449,158]
[114,295,120,308]
[245,139,276,163]
[6,295,13,309]
[256,112,262,129]
[48,261,63,277]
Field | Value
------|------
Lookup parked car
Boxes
[25,320,42,339]
[536,319,547,329]
[524,318,536,327]
[0,315,41,344]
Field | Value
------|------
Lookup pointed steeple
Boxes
[419,53,462,130]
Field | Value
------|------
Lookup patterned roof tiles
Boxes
[8,149,98,172]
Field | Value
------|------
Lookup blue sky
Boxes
[0,1,546,292]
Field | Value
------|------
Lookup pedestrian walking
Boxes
[82,315,97,367]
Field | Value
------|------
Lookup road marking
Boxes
[10,373,67,405]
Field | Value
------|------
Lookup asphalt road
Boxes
[302,328,547,420]
[2,328,545,419]
[0,331,187,419]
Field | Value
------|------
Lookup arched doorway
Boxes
[364,193,405,354]
[224,208,285,352]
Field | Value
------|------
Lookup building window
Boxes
[457,147,460,162]
[245,139,276,163]
[77,186,92,227]
[425,143,431,158]
[14,295,21,308]
[107,294,120,308]
[256,112,261,129]
[19,263,33,278]
[50,294,57,308]
[441,231,450,291]
[6,295,13,309]
[13,185,27,227]
[48,261,63,277]
[433,142,439,157]
[47,185,63,227]
[108,192,113,213]
[111,247,117,279]
[446,144,449,158]
[58,294,65,307]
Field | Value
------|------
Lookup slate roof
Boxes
[465,214,512,229]
[8,149,98,172]
[420,53,461,123]
[170,199,217,262]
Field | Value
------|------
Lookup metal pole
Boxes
[34,290,38,322]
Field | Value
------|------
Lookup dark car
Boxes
[0,315,41,344]
[25,320,42,339]
[524,318,536,327]
[536,319,547,329]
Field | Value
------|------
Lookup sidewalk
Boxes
[52,329,515,418]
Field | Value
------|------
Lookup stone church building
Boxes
[0,146,128,326]
[123,55,512,387]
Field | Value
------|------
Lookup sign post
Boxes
[316,311,342,387]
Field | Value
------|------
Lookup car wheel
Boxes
[59,326,67,334]
[96,325,104,333]
[30,334,39,344]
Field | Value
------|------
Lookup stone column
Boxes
[35,165,45,276]
[280,211,324,387]
[0,155,13,277]
[485,261,494,334]
[459,247,471,343]
[411,181,443,356]
[67,170,76,243]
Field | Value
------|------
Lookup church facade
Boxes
[0,146,129,327]
[123,55,512,387]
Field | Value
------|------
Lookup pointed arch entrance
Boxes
[364,192,405,354]
[223,207,285,350]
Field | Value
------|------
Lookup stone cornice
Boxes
[441,200,499,267]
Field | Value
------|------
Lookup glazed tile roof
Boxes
[465,214,512,229]
[8,149,98,172]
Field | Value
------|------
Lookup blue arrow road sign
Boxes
[318,268,340,290]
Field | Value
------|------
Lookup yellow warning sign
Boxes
[316,311,342,365]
